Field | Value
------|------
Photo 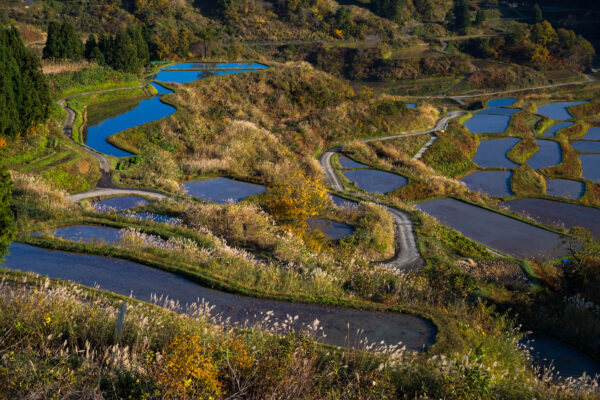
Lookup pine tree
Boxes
[84,34,97,60]
[43,21,83,60]
[42,21,60,59]
[475,9,486,25]
[452,0,471,33]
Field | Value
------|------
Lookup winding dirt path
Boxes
[319,111,463,271]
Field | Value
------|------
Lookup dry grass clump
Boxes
[459,259,530,287]
[42,60,90,75]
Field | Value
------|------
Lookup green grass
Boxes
[421,123,478,178]
[506,138,538,164]
[510,165,545,196]
[47,64,140,99]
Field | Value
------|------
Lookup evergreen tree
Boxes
[0,165,15,262]
[452,0,470,33]
[0,27,50,138]
[475,9,486,25]
[43,21,83,60]
[84,33,97,59]
[533,4,543,23]
[111,30,140,72]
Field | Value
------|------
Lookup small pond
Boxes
[580,154,600,182]
[524,335,600,380]
[343,170,408,194]
[123,211,182,225]
[49,225,122,245]
[330,194,358,209]
[183,177,266,204]
[543,122,573,137]
[464,114,511,134]
[85,96,176,157]
[461,171,513,197]
[486,98,517,107]
[545,179,585,199]
[583,127,600,140]
[536,101,587,121]
[472,138,520,168]
[93,196,149,212]
[338,154,369,169]
[4,243,437,351]
[527,140,562,170]
[571,140,600,153]
[416,198,566,259]
[307,218,355,240]
[476,107,521,116]
[504,198,600,236]
[161,62,268,70]
[406,103,417,109]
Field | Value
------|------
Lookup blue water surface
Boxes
[536,101,587,121]
[476,107,521,116]
[183,177,266,204]
[461,171,513,197]
[472,138,520,168]
[93,196,150,212]
[343,170,408,193]
[527,140,562,170]
[580,155,600,182]
[486,98,517,107]
[162,62,268,70]
[85,96,176,157]
[545,179,585,199]
[583,127,600,140]
[338,155,369,169]
[571,141,600,153]
[543,122,573,137]
[464,114,511,134]
[154,69,259,84]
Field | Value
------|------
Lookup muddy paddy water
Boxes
[93,196,149,212]
[307,218,354,240]
[461,171,513,197]
[4,243,436,351]
[504,199,600,236]
[545,179,585,199]
[527,140,562,170]
[464,114,511,134]
[183,177,266,204]
[472,138,519,168]
[536,101,587,121]
[416,198,566,259]
[343,170,408,194]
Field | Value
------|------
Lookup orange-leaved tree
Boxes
[266,170,329,231]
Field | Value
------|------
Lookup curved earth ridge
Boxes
[319,111,464,271]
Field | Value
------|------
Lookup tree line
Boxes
[43,22,155,73]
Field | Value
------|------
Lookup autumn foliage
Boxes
[266,170,329,230]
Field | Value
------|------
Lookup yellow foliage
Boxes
[0,137,6,149]
[267,170,329,230]
[153,332,222,399]
[333,29,343,39]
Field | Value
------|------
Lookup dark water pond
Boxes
[461,171,513,197]
[154,69,260,84]
[536,101,587,121]
[307,218,355,240]
[527,140,562,170]
[545,179,585,199]
[580,154,600,182]
[476,107,521,116]
[343,170,408,193]
[504,198,600,236]
[487,98,517,107]
[148,82,173,95]
[543,122,573,137]
[85,96,176,157]
[464,114,511,134]
[583,127,600,140]
[183,177,266,204]
[524,335,600,380]
[50,225,122,245]
[123,211,181,225]
[338,155,369,169]
[572,141,600,153]
[416,198,566,259]
[93,196,150,212]
[472,138,520,168]
[330,195,358,209]
[3,243,436,351]
[162,62,268,70]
